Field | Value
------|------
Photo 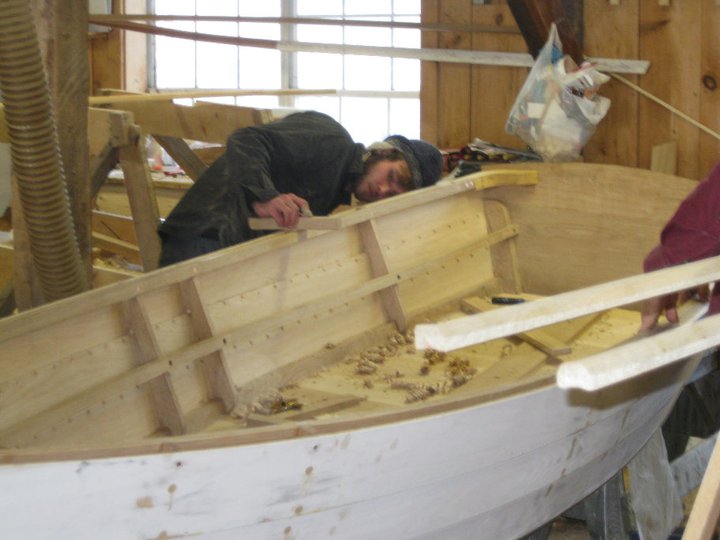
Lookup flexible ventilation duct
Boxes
[0,0,89,302]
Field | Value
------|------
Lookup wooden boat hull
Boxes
[0,163,705,539]
[1,358,694,540]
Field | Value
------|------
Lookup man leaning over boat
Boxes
[157,111,443,267]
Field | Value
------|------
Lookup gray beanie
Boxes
[384,135,443,189]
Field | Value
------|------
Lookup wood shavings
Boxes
[252,392,303,415]
[355,359,378,375]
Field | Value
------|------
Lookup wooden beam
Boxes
[89,14,522,34]
[461,296,571,356]
[152,135,207,181]
[92,232,140,264]
[86,18,649,75]
[507,0,584,64]
[359,220,408,332]
[122,296,186,435]
[556,300,709,391]
[91,89,334,105]
[98,101,273,144]
[178,277,236,412]
[117,124,161,271]
[681,436,720,539]
[415,254,720,353]
[92,210,137,245]
[483,200,522,293]
[249,169,539,232]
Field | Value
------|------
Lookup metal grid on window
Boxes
[150,0,420,144]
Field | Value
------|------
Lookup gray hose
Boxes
[0,0,89,302]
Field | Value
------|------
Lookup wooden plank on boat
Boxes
[415,254,720,353]
[483,199,522,293]
[461,296,571,356]
[557,311,714,392]
[178,277,236,412]
[122,297,186,435]
[248,169,538,231]
[359,220,407,332]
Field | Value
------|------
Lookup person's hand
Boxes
[639,285,710,332]
[252,194,310,228]
[639,293,679,332]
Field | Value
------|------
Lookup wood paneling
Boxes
[423,0,719,181]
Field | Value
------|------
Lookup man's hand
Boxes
[252,194,310,228]
[639,284,710,332]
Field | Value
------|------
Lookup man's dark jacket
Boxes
[159,111,365,246]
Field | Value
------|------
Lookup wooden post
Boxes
[122,296,185,435]
[683,436,720,539]
[358,220,408,332]
[179,277,237,412]
[118,124,162,271]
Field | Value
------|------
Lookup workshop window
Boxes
[151,0,421,144]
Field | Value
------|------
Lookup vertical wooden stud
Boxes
[118,124,162,271]
[122,296,186,435]
[358,220,408,332]
[179,277,237,412]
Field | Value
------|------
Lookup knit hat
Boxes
[384,135,443,189]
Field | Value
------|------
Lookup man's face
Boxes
[354,159,412,203]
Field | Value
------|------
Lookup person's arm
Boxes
[224,125,309,228]
[640,164,720,330]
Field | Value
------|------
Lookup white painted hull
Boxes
[0,359,693,540]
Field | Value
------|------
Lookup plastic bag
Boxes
[505,23,611,162]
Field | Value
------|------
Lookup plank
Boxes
[118,124,162,271]
[638,2,701,178]
[651,140,678,175]
[99,100,272,144]
[471,4,528,149]
[437,0,473,149]
[415,254,720,352]
[47,0,91,273]
[92,210,137,246]
[461,296,571,356]
[483,199,521,293]
[582,0,639,167]
[122,296,185,435]
[420,0,440,142]
[92,232,141,264]
[682,431,720,539]
[358,220,407,332]
[152,135,207,181]
[698,0,720,178]
[178,277,236,412]
[89,18,649,75]
[249,169,538,231]
[556,300,709,391]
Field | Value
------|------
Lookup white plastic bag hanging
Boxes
[505,24,611,162]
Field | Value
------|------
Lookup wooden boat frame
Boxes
[0,163,714,539]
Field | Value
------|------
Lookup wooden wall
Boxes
[421,0,720,181]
